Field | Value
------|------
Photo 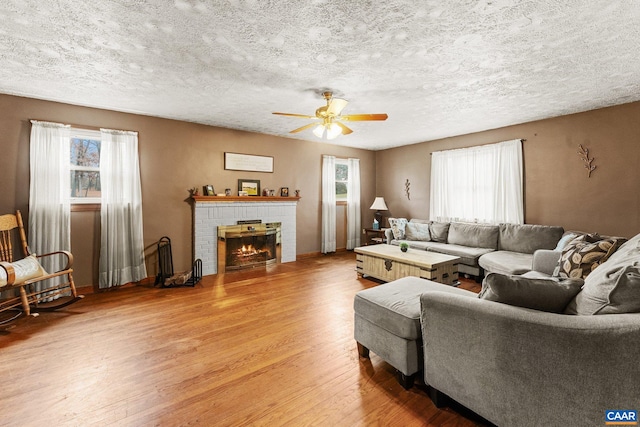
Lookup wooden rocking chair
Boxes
[0,210,83,324]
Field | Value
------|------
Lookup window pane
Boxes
[71,138,101,167]
[70,170,101,198]
[335,163,348,181]
[336,182,347,200]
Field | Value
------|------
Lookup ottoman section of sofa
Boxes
[353,276,476,388]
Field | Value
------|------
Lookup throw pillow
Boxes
[554,232,578,251]
[553,234,626,279]
[479,272,584,313]
[565,233,640,315]
[404,222,431,241]
[388,218,408,240]
[0,255,48,287]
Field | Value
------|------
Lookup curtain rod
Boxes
[429,138,526,155]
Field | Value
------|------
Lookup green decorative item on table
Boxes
[400,242,409,252]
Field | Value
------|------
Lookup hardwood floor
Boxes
[0,252,487,426]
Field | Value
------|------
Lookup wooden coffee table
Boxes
[355,244,460,285]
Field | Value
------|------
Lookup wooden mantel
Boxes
[192,196,300,202]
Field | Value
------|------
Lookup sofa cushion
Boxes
[429,222,450,243]
[404,222,431,241]
[479,251,534,275]
[565,233,640,315]
[479,272,583,313]
[553,234,626,279]
[498,223,564,254]
[388,218,408,240]
[425,242,494,267]
[0,255,48,287]
[448,222,499,250]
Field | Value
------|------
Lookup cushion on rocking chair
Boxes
[0,255,48,287]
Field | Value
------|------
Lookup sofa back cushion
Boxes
[499,223,564,254]
[447,222,499,249]
[429,222,450,243]
[565,233,640,315]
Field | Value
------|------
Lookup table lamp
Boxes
[369,197,388,229]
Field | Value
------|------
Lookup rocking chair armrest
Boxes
[0,261,16,286]
[37,250,74,271]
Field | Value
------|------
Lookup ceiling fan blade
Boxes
[335,122,353,135]
[289,122,319,134]
[340,113,388,121]
[272,112,317,119]
[327,98,348,116]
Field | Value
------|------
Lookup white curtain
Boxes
[99,129,147,288]
[346,158,361,249]
[321,155,336,253]
[28,120,71,293]
[430,139,523,224]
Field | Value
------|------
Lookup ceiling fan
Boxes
[272,91,388,140]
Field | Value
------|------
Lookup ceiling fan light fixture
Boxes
[326,122,342,140]
[312,124,325,138]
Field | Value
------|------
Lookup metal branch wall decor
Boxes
[577,144,597,178]
[405,179,411,200]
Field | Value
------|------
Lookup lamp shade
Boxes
[369,197,388,211]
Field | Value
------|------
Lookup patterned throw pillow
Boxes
[553,234,626,279]
[388,218,408,240]
[404,222,431,241]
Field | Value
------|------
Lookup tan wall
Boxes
[376,101,640,238]
[0,94,376,288]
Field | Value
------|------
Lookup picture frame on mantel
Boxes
[225,152,274,173]
[238,179,260,196]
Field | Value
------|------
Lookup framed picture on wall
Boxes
[238,179,260,196]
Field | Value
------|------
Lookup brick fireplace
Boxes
[193,196,298,275]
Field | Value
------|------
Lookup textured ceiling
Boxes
[0,1,639,150]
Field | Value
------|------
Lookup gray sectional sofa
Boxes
[385,219,564,279]
[420,232,640,426]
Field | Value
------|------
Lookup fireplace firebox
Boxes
[217,222,281,271]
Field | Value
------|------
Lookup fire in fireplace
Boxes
[217,222,281,271]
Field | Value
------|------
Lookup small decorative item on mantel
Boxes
[280,187,289,197]
[189,187,199,197]
[295,189,300,197]
[400,242,409,252]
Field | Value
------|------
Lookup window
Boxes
[335,159,349,202]
[429,139,523,224]
[69,128,101,204]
